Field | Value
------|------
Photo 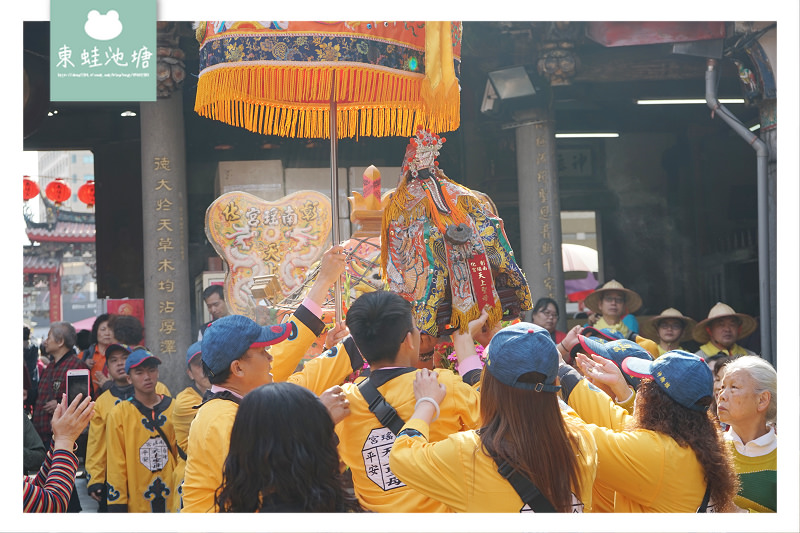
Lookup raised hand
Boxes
[306,244,348,306]
[575,352,631,401]
[51,393,95,452]
[324,321,350,350]
[319,385,350,424]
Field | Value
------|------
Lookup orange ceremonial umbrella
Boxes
[194,21,463,319]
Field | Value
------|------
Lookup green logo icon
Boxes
[50,0,156,101]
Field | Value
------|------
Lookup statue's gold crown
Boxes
[403,127,446,177]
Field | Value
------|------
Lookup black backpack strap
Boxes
[175,443,187,461]
[197,388,241,408]
[357,377,405,435]
[495,459,557,513]
[697,485,712,513]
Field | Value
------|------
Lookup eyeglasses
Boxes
[602,296,625,304]
[536,310,558,319]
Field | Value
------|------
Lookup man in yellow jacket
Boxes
[181,245,364,513]
[106,349,180,512]
[170,342,210,505]
[693,302,757,358]
[85,343,170,511]
[332,291,482,513]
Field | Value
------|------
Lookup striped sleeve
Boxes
[23,447,79,513]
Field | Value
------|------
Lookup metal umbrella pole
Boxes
[329,71,342,324]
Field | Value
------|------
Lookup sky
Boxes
[8,1,800,532]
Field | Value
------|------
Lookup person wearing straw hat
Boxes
[583,280,642,338]
[693,302,756,359]
[642,308,697,357]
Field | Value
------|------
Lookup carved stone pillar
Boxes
[140,22,190,392]
[513,108,566,330]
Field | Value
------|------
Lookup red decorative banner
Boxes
[468,254,495,313]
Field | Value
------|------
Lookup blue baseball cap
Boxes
[622,350,713,412]
[124,347,161,374]
[581,326,623,343]
[485,322,561,393]
[577,336,652,388]
[201,315,293,377]
[186,341,202,367]
[105,343,134,357]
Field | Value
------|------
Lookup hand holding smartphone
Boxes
[66,368,91,404]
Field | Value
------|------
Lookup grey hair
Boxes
[722,355,777,424]
[49,321,77,351]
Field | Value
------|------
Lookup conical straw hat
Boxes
[692,302,757,344]
[641,308,697,343]
[583,280,642,314]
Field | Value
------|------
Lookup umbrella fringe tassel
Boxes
[195,65,459,138]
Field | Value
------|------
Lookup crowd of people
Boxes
[23,260,777,515]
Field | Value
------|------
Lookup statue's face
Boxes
[418,333,438,355]
[409,167,433,181]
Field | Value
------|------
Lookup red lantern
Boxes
[78,180,95,208]
[45,178,71,206]
[23,176,39,201]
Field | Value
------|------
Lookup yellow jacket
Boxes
[105,396,180,513]
[335,367,481,513]
[696,341,755,358]
[389,407,597,512]
[171,385,203,501]
[85,381,170,496]
[566,378,711,512]
[179,397,237,513]
[172,385,203,455]
[181,312,363,513]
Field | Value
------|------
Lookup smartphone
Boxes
[66,368,91,405]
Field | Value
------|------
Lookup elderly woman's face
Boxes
[716,368,763,427]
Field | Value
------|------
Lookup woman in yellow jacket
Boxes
[561,335,740,512]
[390,323,597,512]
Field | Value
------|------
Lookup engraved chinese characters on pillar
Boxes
[362,427,405,491]
[153,156,180,357]
[535,133,556,298]
[205,190,332,319]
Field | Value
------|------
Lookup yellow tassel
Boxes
[195,64,459,138]
[449,298,503,334]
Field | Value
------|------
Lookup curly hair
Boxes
[109,314,144,345]
[215,382,360,513]
[479,368,585,512]
[631,379,740,511]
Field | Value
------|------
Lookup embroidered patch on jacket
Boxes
[362,427,405,491]
[139,435,168,472]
